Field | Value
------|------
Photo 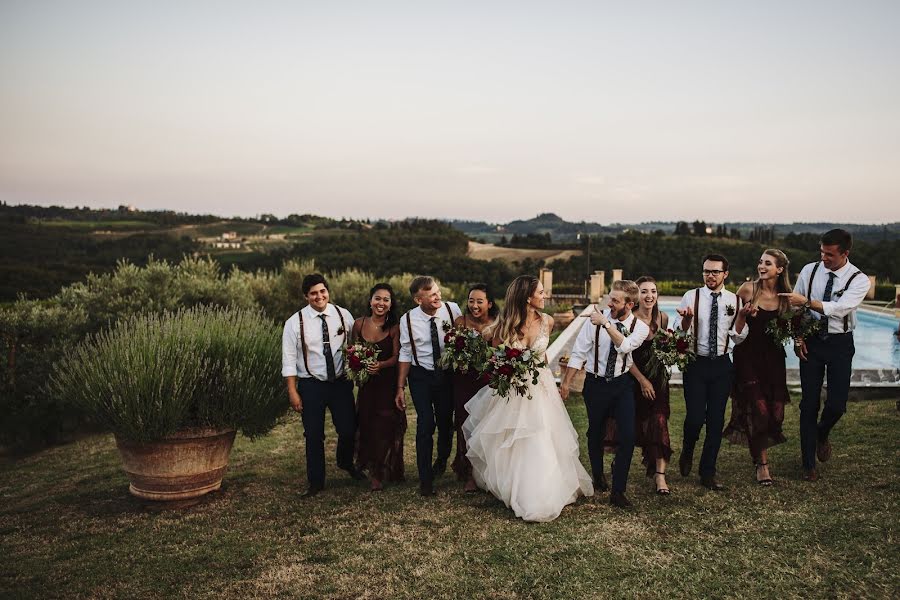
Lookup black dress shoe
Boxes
[609,492,632,508]
[679,450,693,477]
[419,482,436,496]
[593,473,609,492]
[344,467,367,481]
[700,476,725,491]
[302,483,324,498]
[432,459,447,477]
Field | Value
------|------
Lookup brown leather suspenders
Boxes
[296,306,347,376]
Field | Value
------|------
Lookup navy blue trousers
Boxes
[296,377,356,486]
[583,374,635,494]
[408,366,454,484]
[799,333,854,470]
[682,356,733,478]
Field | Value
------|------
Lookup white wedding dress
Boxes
[463,315,594,522]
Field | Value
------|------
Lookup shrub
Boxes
[51,306,286,443]
[0,300,89,450]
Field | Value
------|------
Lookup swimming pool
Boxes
[658,301,900,370]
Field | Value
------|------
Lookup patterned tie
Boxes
[708,292,721,356]
[823,272,836,301]
[430,317,443,376]
[604,322,624,381]
[319,314,336,382]
[819,272,837,335]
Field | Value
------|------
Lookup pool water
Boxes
[658,301,900,370]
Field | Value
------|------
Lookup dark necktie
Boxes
[430,317,442,374]
[822,272,836,301]
[319,314,336,382]
[604,322,624,381]
[819,272,837,335]
[708,292,721,356]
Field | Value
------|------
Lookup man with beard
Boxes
[676,254,749,491]
[561,280,649,508]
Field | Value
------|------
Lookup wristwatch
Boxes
[803,298,811,309]
[603,321,612,330]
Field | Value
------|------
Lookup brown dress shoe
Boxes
[609,492,633,508]
[802,468,819,482]
[816,438,832,463]
[419,482,436,496]
[679,450,693,477]
[593,472,609,492]
[700,476,725,491]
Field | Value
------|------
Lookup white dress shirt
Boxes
[282,303,355,380]
[793,260,870,334]
[677,287,748,357]
[568,311,651,377]
[398,302,462,370]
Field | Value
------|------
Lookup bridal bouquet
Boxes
[344,341,381,386]
[440,322,492,374]
[650,328,696,379]
[485,345,546,400]
[765,308,820,346]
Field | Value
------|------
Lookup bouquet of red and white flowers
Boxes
[344,341,381,386]
[765,308,820,346]
[440,322,492,374]
[650,328,696,379]
[485,344,546,400]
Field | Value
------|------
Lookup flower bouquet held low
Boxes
[344,341,381,386]
[485,345,546,400]
[765,308,820,346]
[649,328,696,380]
[440,322,492,374]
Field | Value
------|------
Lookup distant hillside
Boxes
[450,213,900,244]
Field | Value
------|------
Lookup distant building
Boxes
[221,231,239,240]
[212,241,242,249]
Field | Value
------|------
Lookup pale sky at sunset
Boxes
[1,1,898,223]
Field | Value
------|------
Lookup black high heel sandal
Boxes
[654,471,670,495]
[755,462,774,486]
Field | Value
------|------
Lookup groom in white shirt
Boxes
[561,280,650,508]
[395,276,461,496]
[676,254,748,491]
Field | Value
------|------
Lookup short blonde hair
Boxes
[612,279,639,306]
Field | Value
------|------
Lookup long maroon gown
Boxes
[356,330,406,482]
[724,308,789,461]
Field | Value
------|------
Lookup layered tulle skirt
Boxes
[463,368,594,522]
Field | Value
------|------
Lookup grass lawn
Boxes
[1,391,897,599]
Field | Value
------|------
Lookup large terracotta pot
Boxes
[115,427,237,501]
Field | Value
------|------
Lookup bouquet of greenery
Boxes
[651,328,696,379]
[484,345,546,400]
[765,308,821,346]
[344,341,381,386]
[440,322,492,374]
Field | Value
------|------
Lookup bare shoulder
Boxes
[659,311,669,329]
[736,281,754,301]
[454,315,466,327]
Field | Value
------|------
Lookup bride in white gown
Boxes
[463,275,594,522]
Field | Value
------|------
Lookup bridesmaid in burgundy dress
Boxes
[352,283,405,491]
[725,249,792,486]
[451,283,498,493]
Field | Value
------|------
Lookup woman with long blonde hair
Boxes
[724,249,793,486]
[462,275,593,522]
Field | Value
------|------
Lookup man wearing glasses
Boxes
[675,254,749,490]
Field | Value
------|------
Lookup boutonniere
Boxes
[725,305,735,316]
[622,328,630,337]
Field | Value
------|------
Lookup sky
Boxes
[1,1,899,224]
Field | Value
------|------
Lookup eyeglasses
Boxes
[702,269,725,276]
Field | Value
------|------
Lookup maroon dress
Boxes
[604,317,673,476]
[724,308,789,461]
[451,368,489,481]
[355,329,406,482]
